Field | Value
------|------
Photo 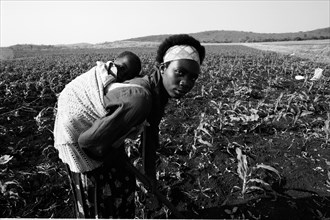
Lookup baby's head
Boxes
[114,51,142,82]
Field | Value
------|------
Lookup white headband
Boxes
[163,45,200,64]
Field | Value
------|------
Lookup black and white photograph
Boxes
[1,0,329,219]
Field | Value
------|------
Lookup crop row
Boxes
[0,45,329,218]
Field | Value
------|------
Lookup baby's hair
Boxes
[156,34,205,65]
[117,51,142,73]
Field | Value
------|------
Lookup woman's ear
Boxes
[159,63,166,74]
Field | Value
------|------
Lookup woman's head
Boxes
[156,34,205,65]
[156,34,205,99]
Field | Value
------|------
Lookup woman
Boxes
[60,34,205,218]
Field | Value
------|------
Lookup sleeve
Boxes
[78,86,152,160]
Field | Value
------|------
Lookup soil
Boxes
[0,45,329,219]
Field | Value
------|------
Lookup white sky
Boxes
[1,0,329,47]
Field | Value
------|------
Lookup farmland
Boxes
[242,39,330,64]
[0,44,330,219]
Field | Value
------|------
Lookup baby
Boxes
[53,51,142,172]
[104,51,142,93]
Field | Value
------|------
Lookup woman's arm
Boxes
[78,86,152,159]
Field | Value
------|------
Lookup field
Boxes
[0,44,330,219]
[242,39,330,64]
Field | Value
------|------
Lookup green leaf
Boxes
[300,111,314,117]
[224,209,232,214]
[198,138,213,147]
[247,186,265,192]
[256,164,280,178]
[232,206,238,213]
[236,148,248,180]
[0,155,13,165]
[247,178,270,186]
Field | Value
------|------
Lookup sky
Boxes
[0,0,329,47]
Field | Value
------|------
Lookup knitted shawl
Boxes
[54,61,114,173]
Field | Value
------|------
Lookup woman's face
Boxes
[161,59,200,99]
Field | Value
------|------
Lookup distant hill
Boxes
[8,44,58,50]
[3,41,159,51]
[124,27,330,43]
[55,43,94,49]
[1,27,329,60]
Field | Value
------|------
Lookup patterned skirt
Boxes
[66,153,136,218]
